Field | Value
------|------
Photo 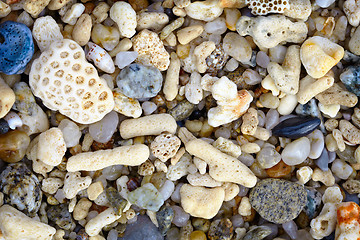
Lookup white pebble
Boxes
[256,51,270,68]
[331,159,353,180]
[257,110,266,127]
[171,205,190,227]
[142,101,157,115]
[243,69,262,85]
[316,0,335,8]
[115,51,138,69]
[159,180,175,201]
[265,109,279,130]
[214,127,231,139]
[281,137,311,166]
[282,220,298,239]
[4,111,22,130]
[308,129,324,159]
[58,119,81,148]
[225,58,239,72]
[204,17,227,34]
[89,111,119,143]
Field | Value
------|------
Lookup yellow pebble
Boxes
[190,230,207,240]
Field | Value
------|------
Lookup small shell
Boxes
[85,42,115,74]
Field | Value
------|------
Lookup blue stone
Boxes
[303,187,322,219]
[271,116,321,139]
[315,148,329,171]
[120,215,164,240]
[344,191,360,205]
[323,231,335,240]
[0,21,34,75]
[340,65,360,96]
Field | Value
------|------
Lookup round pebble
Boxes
[89,111,119,143]
[281,137,311,166]
[256,146,281,169]
[249,179,307,224]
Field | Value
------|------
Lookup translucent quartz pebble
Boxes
[171,205,190,227]
[89,111,119,143]
[127,183,164,212]
[115,51,138,69]
[58,119,81,148]
[282,220,298,239]
[271,116,321,139]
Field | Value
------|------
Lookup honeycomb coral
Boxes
[245,0,289,15]
[29,39,114,124]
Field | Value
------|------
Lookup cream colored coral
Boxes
[241,108,258,135]
[136,12,169,32]
[119,114,177,139]
[185,72,203,104]
[322,186,343,204]
[67,144,150,172]
[212,137,242,158]
[236,15,307,49]
[296,166,313,185]
[164,52,181,101]
[138,160,155,176]
[315,83,358,108]
[312,168,335,187]
[245,0,289,15]
[297,74,334,104]
[37,128,66,166]
[222,182,239,201]
[177,25,204,45]
[0,205,56,240]
[29,39,114,124]
[61,3,85,25]
[48,0,72,10]
[310,203,337,239]
[0,76,15,119]
[300,36,344,78]
[150,133,181,162]
[185,139,257,187]
[0,1,10,18]
[187,173,222,187]
[42,178,63,194]
[194,41,216,73]
[73,198,92,220]
[208,76,253,127]
[132,29,170,71]
[24,0,51,16]
[110,1,136,38]
[185,0,224,21]
[63,172,92,199]
[87,181,104,201]
[238,196,251,216]
[180,184,225,219]
[85,207,121,236]
[344,0,360,27]
[113,88,142,118]
[33,16,63,52]
[339,120,360,144]
[283,0,311,20]
[267,45,301,95]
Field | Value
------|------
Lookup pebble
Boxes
[282,220,298,239]
[105,187,127,215]
[336,145,358,164]
[281,137,311,166]
[207,218,233,240]
[168,100,195,121]
[295,99,324,133]
[340,65,360,96]
[303,188,322,219]
[249,179,307,224]
[315,148,330,171]
[206,44,229,75]
[116,63,163,99]
[89,111,119,143]
[242,226,272,240]
[0,21,34,74]
[190,230,207,240]
[58,119,82,148]
[127,183,164,212]
[256,146,281,169]
[315,0,335,8]
[4,111,22,130]
[0,130,30,163]
[12,82,37,115]
[156,206,174,236]
[0,119,9,134]
[115,51,138,69]
[142,101,157,115]
[265,109,279,130]
[47,203,75,230]
[265,160,292,178]
[171,205,190,227]
[271,116,321,139]
[0,163,42,216]
[120,215,163,240]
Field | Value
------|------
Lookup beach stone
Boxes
[315,148,329,171]
[340,65,360,96]
[242,226,272,240]
[127,183,164,212]
[120,215,163,240]
[256,146,281,169]
[303,187,322,219]
[156,206,174,236]
[207,218,233,240]
[116,63,163,99]
[281,137,311,166]
[271,116,321,139]
[168,100,195,121]
[249,179,307,224]
[47,203,75,230]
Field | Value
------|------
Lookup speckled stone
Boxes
[47,203,75,230]
[127,183,164,212]
[242,226,272,240]
[224,67,251,90]
[0,119,9,134]
[105,187,127,215]
[206,45,229,75]
[340,65,360,96]
[295,99,325,133]
[156,206,174,236]
[303,187,322,219]
[168,100,195,121]
[207,218,233,240]
[0,162,42,216]
[249,179,307,224]
[12,82,37,115]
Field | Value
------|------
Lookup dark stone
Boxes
[0,21,34,74]
[249,179,307,224]
[168,100,195,121]
[120,215,164,240]
[105,187,127,215]
[0,119,9,135]
[271,116,321,139]
[303,187,322,219]
[47,203,75,230]
[188,108,207,120]
[164,8,176,21]
[340,64,360,96]
[156,206,174,236]
[207,218,233,240]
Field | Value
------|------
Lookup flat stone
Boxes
[249,178,307,224]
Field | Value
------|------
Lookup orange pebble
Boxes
[266,160,292,178]
[337,202,360,225]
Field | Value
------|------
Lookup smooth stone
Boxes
[256,146,281,169]
[207,218,233,240]
[336,145,358,164]
[343,50,360,63]
[0,21,34,74]
[47,203,75,230]
[307,129,324,159]
[0,130,30,163]
[156,206,174,236]
[315,0,335,7]
[272,116,321,139]
[281,137,311,166]
[12,82,37,115]
[116,63,163,99]
[249,179,307,224]
[89,111,119,143]
[115,51,138,69]
[340,65,360,96]
[127,183,164,212]
[168,100,195,121]
[0,163,42,216]
[0,119,9,134]
[105,187,127,215]
[243,226,272,240]
[303,187,322,219]
[315,148,329,171]
[120,215,164,240]
[295,99,326,134]
[282,220,298,240]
